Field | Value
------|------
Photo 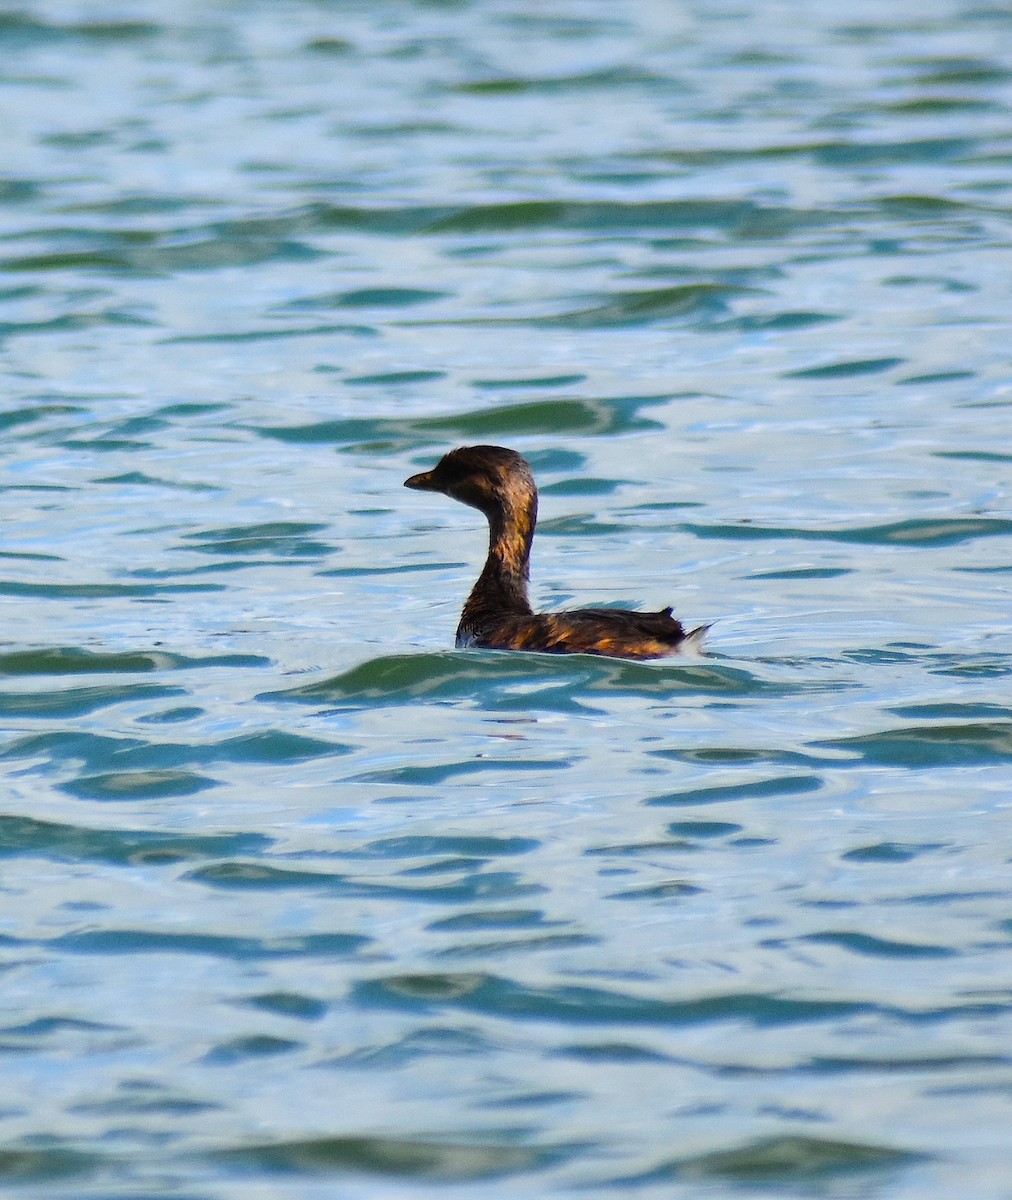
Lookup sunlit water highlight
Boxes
[0,2,1010,1197]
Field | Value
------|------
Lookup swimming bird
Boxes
[404,444,708,659]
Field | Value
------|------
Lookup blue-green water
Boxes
[1,2,1011,1196]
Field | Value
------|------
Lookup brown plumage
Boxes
[404,445,708,660]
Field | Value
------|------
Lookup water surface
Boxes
[1,1,1011,1197]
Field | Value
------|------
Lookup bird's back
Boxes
[457,606,706,659]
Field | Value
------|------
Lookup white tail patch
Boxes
[674,624,711,657]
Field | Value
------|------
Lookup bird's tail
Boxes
[676,623,711,656]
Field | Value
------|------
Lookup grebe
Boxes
[405,445,707,659]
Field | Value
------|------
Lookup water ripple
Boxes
[0,647,269,675]
[683,517,1012,547]
[0,1146,102,1184]
[356,973,873,1027]
[619,1134,926,1186]
[0,813,270,864]
[186,861,542,904]
[816,721,1012,766]
[29,929,370,960]
[209,1134,572,1181]
[264,651,823,713]
[251,393,672,447]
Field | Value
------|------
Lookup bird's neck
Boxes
[462,490,537,622]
